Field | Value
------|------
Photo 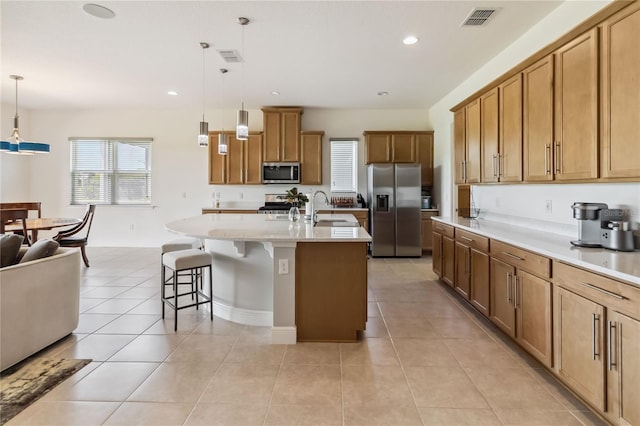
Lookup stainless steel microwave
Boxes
[262,162,300,184]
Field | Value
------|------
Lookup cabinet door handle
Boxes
[545,144,551,175]
[499,153,504,178]
[607,321,617,371]
[460,161,464,181]
[592,313,600,360]
[555,142,561,174]
[493,155,498,177]
[581,282,627,300]
[506,272,512,304]
[460,236,474,242]
[514,275,519,308]
[501,251,524,261]
[466,251,470,275]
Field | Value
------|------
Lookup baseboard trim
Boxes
[271,326,297,344]
[212,301,272,327]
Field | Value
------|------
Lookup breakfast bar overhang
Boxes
[166,213,372,344]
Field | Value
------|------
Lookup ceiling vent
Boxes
[461,7,498,27]
[217,49,243,63]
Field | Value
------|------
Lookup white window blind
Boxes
[69,138,152,205]
[330,139,358,193]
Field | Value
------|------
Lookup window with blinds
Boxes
[330,138,358,193]
[69,138,152,205]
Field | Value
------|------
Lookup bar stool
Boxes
[161,248,213,331]
[161,238,201,297]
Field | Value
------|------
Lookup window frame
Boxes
[330,138,358,193]
[69,137,153,206]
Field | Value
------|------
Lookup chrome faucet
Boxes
[309,190,329,223]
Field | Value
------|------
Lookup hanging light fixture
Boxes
[1,75,50,154]
[197,42,210,147]
[218,68,229,155]
[236,17,250,141]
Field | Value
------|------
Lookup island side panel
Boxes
[295,242,368,342]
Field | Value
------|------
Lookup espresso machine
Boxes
[571,202,608,247]
[571,202,635,251]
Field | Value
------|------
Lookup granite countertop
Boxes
[433,216,640,286]
[167,214,372,243]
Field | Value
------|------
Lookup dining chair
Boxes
[53,204,96,267]
[0,209,31,246]
[0,202,42,242]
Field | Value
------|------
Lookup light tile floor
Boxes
[8,247,608,426]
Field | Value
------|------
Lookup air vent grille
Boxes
[217,49,243,63]
[461,8,498,26]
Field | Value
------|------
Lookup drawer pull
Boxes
[506,272,512,303]
[607,321,617,371]
[460,236,474,242]
[501,251,524,261]
[581,282,627,300]
[592,313,600,360]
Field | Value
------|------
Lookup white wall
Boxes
[2,107,429,246]
[428,0,639,233]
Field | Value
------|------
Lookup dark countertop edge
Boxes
[432,216,640,287]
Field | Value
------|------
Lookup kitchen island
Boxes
[166,213,372,344]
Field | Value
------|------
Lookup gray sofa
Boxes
[0,247,81,371]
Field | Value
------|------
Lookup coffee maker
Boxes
[571,202,608,247]
[600,209,635,252]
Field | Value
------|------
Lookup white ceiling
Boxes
[0,1,569,111]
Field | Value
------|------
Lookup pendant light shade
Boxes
[218,133,228,155]
[198,42,210,147]
[1,75,50,155]
[236,17,250,141]
[218,68,229,155]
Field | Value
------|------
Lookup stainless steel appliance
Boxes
[570,202,609,247]
[262,163,300,184]
[258,193,292,214]
[368,164,421,257]
[600,209,635,252]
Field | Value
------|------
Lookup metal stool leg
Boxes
[173,269,178,331]
[208,265,213,321]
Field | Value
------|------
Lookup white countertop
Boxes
[202,204,369,212]
[167,214,372,243]
[433,216,640,286]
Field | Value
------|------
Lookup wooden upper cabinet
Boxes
[301,131,323,185]
[208,133,227,184]
[262,107,302,162]
[481,88,499,183]
[364,131,432,171]
[554,28,599,181]
[209,132,262,185]
[600,2,640,179]
[453,108,466,184]
[499,74,523,182]
[523,55,555,182]
[465,99,481,183]
[365,133,391,163]
[391,134,415,162]
[416,132,434,187]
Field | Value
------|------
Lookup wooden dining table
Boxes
[3,217,81,241]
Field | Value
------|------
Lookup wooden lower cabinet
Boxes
[421,211,438,251]
[490,257,553,367]
[432,232,443,277]
[469,249,490,317]
[454,229,490,316]
[442,236,455,288]
[454,241,471,299]
[432,222,455,287]
[516,270,552,366]
[606,311,640,426]
[490,258,516,337]
[554,286,606,411]
[295,242,367,342]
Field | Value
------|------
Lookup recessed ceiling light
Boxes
[82,3,115,19]
[403,35,419,45]
[167,91,178,96]
[378,91,389,96]
[271,91,280,96]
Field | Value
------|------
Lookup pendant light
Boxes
[197,42,210,147]
[218,68,229,155]
[236,17,250,141]
[0,75,50,154]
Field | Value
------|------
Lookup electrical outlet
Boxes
[129,224,134,231]
[182,192,187,199]
[239,192,244,200]
[545,200,552,213]
[278,259,289,274]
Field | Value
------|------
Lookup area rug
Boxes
[0,358,91,425]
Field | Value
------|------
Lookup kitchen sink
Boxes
[314,219,359,227]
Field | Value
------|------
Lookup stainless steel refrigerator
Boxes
[367,163,422,257]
